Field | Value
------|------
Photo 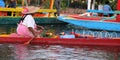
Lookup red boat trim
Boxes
[68,15,116,22]
[0,37,120,47]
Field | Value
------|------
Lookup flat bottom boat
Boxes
[58,15,120,32]
[0,36,120,47]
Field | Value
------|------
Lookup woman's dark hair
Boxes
[105,1,110,4]
[18,15,26,24]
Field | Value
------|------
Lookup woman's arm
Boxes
[37,25,44,30]
[28,27,37,37]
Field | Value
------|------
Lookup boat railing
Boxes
[0,7,57,17]
[110,32,118,38]
[93,31,118,38]
[87,10,116,14]
[75,29,119,39]
[104,31,111,38]
[87,10,120,17]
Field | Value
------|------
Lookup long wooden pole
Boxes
[22,0,24,6]
[87,0,91,10]
[87,0,91,16]
[50,0,54,9]
[22,0,28,6]
[48,0,55,17]
[25,0,28,6]
[92,0,95,10]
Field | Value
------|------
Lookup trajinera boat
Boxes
[0,34,120,47]
[57,14,120,32]
[57,0,120,32]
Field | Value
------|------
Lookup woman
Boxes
[10,6,44,38]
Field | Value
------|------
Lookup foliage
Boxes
[12,0,117,10]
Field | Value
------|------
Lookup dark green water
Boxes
[0,24,120,60]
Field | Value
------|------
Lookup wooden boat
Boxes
[0,36,120,47]
[58,15,120,32]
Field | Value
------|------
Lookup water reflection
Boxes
[0,44,120,60]
[0,44,14,60]
[13,44,29,60]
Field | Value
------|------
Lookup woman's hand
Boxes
[37,25,44,30]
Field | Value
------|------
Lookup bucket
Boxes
[60,34,75,38]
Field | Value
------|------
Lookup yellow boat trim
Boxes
[0,34,9,37]
[0,8,56,17]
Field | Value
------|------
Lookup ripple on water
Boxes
[0,44,119,60]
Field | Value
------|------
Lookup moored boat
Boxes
[57,15,120,32]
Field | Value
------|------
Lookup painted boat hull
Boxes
[0,37,120,47]
[58,16,120,32]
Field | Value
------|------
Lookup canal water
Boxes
[0,44,120,60]
[0,24,120,60]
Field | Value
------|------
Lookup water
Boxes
[0,44,120,60]
[0,24,120,60]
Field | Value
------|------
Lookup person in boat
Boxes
[8,0,16,8]
[7,0,16,16]
[10,6,44,38]
[59,32,75,38]
[102,1,112,17]
[54,0,61,16]
[59,32,65,38]
[0,0,5,7]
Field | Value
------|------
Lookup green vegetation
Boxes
[4,0,117,10]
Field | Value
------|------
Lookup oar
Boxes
[23,29,45,45]
[23,26,45,45]
[23,37,34,45]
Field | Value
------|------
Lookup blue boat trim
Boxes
[58,16,120,32]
